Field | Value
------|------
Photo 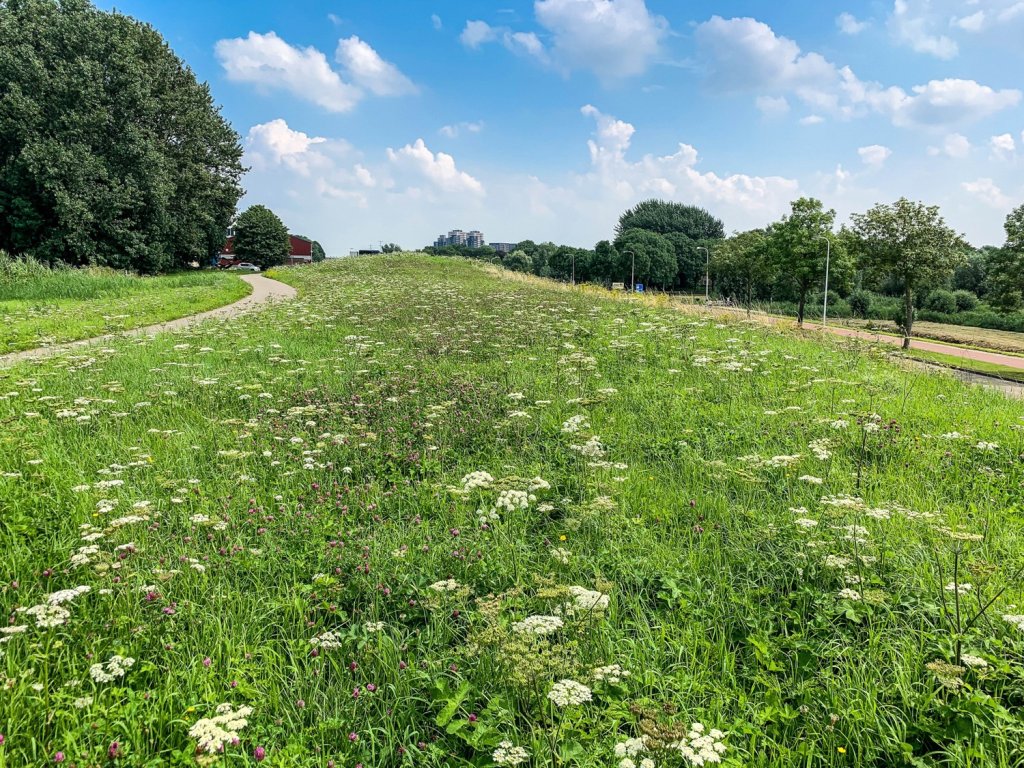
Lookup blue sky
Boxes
[98,0,1024,253]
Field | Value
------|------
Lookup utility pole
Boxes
[624,250,635,291]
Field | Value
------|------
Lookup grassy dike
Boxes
[1,254,1022,767]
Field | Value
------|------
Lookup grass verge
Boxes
[0,270,250,353]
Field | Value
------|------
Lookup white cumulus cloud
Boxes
[962,178,1012,208]
[534,0,668,81]
[990,133,1016,159]
[577,104,798,214]
[694,16,1021,128]
[387,139,485,195]
[927,133,972,158]
[335,36,416,96]
[888,0,958,58]
[215,31,362,113]
[837,12,868,34]
[858,145,892,167]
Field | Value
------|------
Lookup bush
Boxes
[952,289,979,312]
[924,289,957,314]
[848,290,872,318]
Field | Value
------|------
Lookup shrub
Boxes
[952,289,979,312]
[848,290,872,318]
[924,289,957,314]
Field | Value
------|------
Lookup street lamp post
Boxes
[815,235,832,327]
[624,250,635,291]
[697,246,710,303]
[571,251,575,287]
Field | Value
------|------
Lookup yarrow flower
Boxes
[187,703,253,754]
[593,663,631,684]
[460,471,494,492]
[17,603,71,628]
[547,679,592,708]
[310,631,344,649]
[46,586,91,605]
[429,579,462,592]
[550,547,571,564]
[89,655,135,683]
[492,740,529,766]
[562,585,610,616]
[670,722,728,765]
[511,615,563,636]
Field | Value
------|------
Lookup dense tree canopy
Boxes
[311,241,326,262]
[0,0,243,272]
[233,205,290,270]
[715,229,775,313]
[613,228,676,288]
[503,249,533,273]
[616,199,725,241]
[850,198,968,347]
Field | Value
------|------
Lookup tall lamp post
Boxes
[697,246,710,303]
[571,250,575,287]
[815,234,832,327]
[624,250,635,291]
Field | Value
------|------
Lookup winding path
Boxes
[0,273,297,368]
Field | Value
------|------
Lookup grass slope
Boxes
[1,255,1022,767]
[0,269,250,353]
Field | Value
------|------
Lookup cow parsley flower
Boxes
[89,655,135,683]
[460,471,494,492]
[18,603,71,628]
[547,679,592,708]
[46,586,91,605]
[310,631,344,649]
[188,703,253,754]
[511,615,563,635]
[492,740,529,766]
[670,723,728,765]
[429,579,463,592]
[593,664,630,684]
[563,586,609,615]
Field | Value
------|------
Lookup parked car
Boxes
[228,263,261,272]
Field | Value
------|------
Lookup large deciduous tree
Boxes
[768,198,840,327]
[850,198,968,348]
[983,206,1024,309]
[616,199,725,240]
[0,0,244,272]
[233,205,291,270]
[613,228,676,288]
[714,229,775,315]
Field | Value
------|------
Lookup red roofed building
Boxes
[219,233,314,267]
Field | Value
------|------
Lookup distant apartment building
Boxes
[434,229,490,248]
[489,242,516,254]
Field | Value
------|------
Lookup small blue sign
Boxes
[635,283,644,293]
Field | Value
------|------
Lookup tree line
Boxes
[426,198,1024,349]
[0,0,324,274]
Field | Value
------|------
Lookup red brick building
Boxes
[219,234,313,267]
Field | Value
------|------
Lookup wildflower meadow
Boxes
[2,254,1023,767]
